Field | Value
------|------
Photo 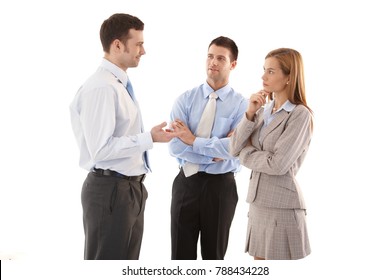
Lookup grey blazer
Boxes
[230,105,312,209]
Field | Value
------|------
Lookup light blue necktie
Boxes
[126,79,151,172]
[126,80,136,102]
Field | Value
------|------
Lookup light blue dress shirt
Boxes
[69,59,152,176]
[169,83,248,174]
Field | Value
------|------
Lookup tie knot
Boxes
[209,92,218,100]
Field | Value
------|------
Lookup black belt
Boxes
[93,168,145,182]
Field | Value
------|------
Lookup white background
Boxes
[1,0,389,279]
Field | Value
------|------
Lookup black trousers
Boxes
[81,172,147,260]
[171,169,238,260]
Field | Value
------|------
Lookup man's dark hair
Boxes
[209,36,238,61]
[100,13,144,53]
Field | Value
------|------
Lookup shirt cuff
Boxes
[137,131,153,152]
[192,137,206,153]
[192,137,214,164]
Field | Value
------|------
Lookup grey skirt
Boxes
[246,204,311,260]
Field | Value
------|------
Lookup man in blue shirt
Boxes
[70,13,177,260]
[169,36,248,259]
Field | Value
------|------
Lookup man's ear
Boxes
[110,39,122,53]
[230,60,237,70]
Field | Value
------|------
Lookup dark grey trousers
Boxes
[81,172,147,260]
[171,169,238,260]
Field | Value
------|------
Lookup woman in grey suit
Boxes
[230,48,313,260]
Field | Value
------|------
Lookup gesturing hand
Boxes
[151,122,179,143]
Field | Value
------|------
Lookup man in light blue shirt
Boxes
[69,13,177,260]
[169,36,248,259]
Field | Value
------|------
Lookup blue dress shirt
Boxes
[169,83,248,174]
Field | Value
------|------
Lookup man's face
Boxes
[119,29,146,69]
[206,44,235,83]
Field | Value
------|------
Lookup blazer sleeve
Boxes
[229,108,263,157]
[239,106,312,175]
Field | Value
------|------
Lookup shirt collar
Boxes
[202,83,232,101]
[280,100,296,112]
[100,58,128,86]
[265,99,296,114]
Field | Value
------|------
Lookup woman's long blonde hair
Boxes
[266,48,313,114]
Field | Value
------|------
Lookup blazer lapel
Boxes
[259,110,289,144]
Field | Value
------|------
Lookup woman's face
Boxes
[262,57,289,94]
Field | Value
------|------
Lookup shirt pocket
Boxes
[213,117,234,138]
